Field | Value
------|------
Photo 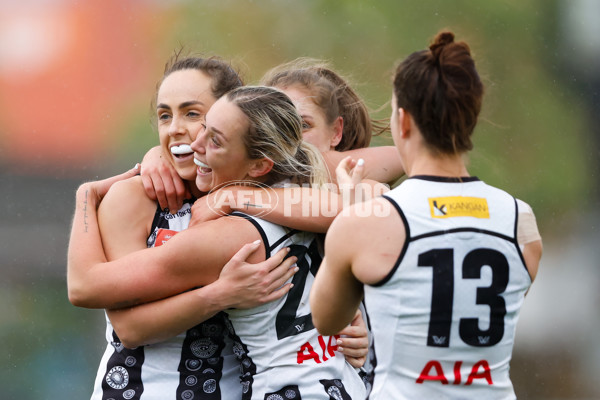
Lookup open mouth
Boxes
[170,144,193,159]
[194,158,213,174]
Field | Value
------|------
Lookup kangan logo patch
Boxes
[429,196,490,219]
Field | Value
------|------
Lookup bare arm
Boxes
[523,240,542,282]
[516,199,543,281]
[67,166,141,306]
[68,177,261,309]
[222,155,393,233]
[335,156,390,205]
[97,176,155,260]
[310,210,365,336]
[310,197,400,335]
[190,186,343,233]
[108,242,298,348]
[146,147,400,230]
[323,146,404,185]
[90,173,301,346]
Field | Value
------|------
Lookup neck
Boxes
[188,181,204,199]
[404,149,469,178]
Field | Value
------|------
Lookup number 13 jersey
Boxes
[366,176,532,400]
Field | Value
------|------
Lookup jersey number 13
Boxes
[418,248,509,348]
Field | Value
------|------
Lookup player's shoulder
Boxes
[329,197,400,243]
[515,198,535,215]
[103,176,148,203]
[101,175,155,215]
[107,175,145,195]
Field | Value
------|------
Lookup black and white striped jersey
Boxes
[91,200,241,400]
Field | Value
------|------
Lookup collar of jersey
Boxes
[408,175,480,183]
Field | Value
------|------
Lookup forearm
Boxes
[310,256,364,336]
[361,146,404,184]
[67,184,112,308]
[233,187,341,233]
[310,282,361,336]
[69,216,248,311]
[108,283,227,348]
[67,185,192,309]
[326,146,404,185]
[66,184,153,309]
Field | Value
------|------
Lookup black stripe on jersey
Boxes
[101,331,145,400]
[319,379,353,399]
[150,202,170,230]
[176,313,229,400]
[411,222,532,281]
[512,197,519,240]
[511,196,531,278]
[230,211,271,257]
[263,385,301,399]
[409,175,481,183]
[269,229,300,252]
[411,227,514,243]
[227,327,256,400]
[150,198,195,230]
[307,236,324,276]
[374,196,410,287]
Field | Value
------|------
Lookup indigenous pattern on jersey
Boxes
[90,200,241,400]
[226,212,366,400]
[364,176,532,400]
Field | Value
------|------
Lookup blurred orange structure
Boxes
[0,0,169,174]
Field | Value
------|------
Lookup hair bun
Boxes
[429,31,455,58]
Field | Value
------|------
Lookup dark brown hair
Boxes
[393,31,483,154]
[160,53,243,99]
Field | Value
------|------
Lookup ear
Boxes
[329,116,343,148]
[398,108,411,138]
[247,157,274,178]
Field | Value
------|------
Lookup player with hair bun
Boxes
[311,31,542,399]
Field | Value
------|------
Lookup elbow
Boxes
[310,298,341,336]
[311,313,327,335]
[113,324,147,349]
[312,313,340,337]
[68,284,90,308]
[316,217,336,233]
[67,281,101,308]
[67,266,109,308]
[118,333,144,350]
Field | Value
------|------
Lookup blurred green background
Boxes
[1,0,598,399]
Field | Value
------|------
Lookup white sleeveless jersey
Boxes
[90,200,241,400]
[365,176,532,400]
[227,212,367,400]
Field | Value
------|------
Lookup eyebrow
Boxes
[156,100,205,110]
[206,125,228,143]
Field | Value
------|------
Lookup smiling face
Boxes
[156,69,217,181]
[280,85,341,152]
[191,97,257,193]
